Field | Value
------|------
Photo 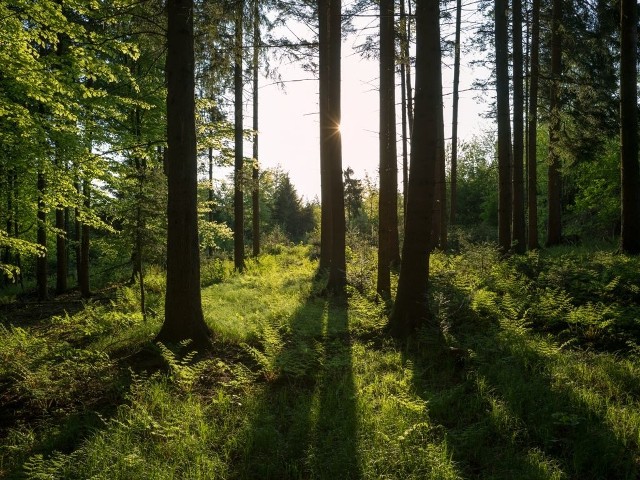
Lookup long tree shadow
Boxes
[233,294,361,479]
[403,284,639,479]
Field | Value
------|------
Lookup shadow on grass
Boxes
[403,285,639,479]
[233,294,362,479]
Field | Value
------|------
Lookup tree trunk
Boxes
[547,0,563,247]
[252,0,260,257]
[319,0,332,272]
[208,146,214,257]
[450,0,462,226]
[156,0,211,349]
[527,0,540,249]
[326,0,346,294]
[36,170,47,300]
[234,1,245,271]
[79,180,91,298]
[512,0,526,253]
[377,0,400,298]
[405,0,414,132]
[495,0,512,252]
[74,182,81,286]
[389,0,441,337]
[620,0,640,253]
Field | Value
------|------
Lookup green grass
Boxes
[1,242,639,478]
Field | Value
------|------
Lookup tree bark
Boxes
[388,0,441,337]
[620,0,640,253]
[527,0,540,249]
[319,0,332,272]
[495,0,512,252]
[546,0,563,247]
[234,1,245,271]
[252,0,260,257]
[79,180,91,298]
[511,0,526,253]
[326,0,346,294]
[156,0,211,349]
[450,0,462,225]
[377,0,400,298]
[36,170,47,300]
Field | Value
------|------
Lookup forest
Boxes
[1,0,640,478]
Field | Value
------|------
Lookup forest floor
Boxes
[1,243,639,479]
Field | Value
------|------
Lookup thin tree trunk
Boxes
[37,169,47,300]
[156,0,211,349]
[527,0,540,249]
[326,0,346,294]
[450,0,462,225]
[208,146,214,257]
[234,1,245,271]
[389,0,441,337]
[620,0,640,253]
[405,0,414,131]
[74,182,81,285]
[495,0,512,251]
[377,0,400,298]
[511,0,526,253]
[547,0,563,246]
[252,0,260,257]
[79,180,90,298]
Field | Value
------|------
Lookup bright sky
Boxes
[248,10,493,201]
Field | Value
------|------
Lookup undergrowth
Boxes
[1,242,639,479]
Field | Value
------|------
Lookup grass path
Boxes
[1,245,639,478]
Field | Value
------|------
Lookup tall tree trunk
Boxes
[389,0,441,337]
[208,146,214,258]
[319,0,332,272]
[36,169,47,300]
[79,180,91,298]
[156,0,210,349]
[74,182,81,285]
[512,0,526,253]
[234,1,245,271]
[3,169,13,285]
[450,0,462,225]
[495,0,512,251]
[527,0,540,249]
[377,0,400,298]
[405,0,414,132]
[434,81,447,250]
[252,0,260,257]
[326,0,346,294]
[55,206,67,294]
[620,0,640,253]
[546,0,563,246]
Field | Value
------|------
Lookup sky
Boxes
[241,8,493,201]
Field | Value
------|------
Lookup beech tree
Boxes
[156,0,211,348]
[388,0,441,336]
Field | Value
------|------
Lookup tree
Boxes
[156,0,211,349]
[511,0,525,253]
[495,0,512,252]
[377,0,400,298]
[527,0,541,250]
[450,0,462,225]
[547,0,563,246]
[388,0,441,336]
[252,0,261,257]
[319,0,346,294]
[620,0,640,253]
[234,0,245,271]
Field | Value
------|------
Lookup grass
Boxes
[0,242,639,478]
